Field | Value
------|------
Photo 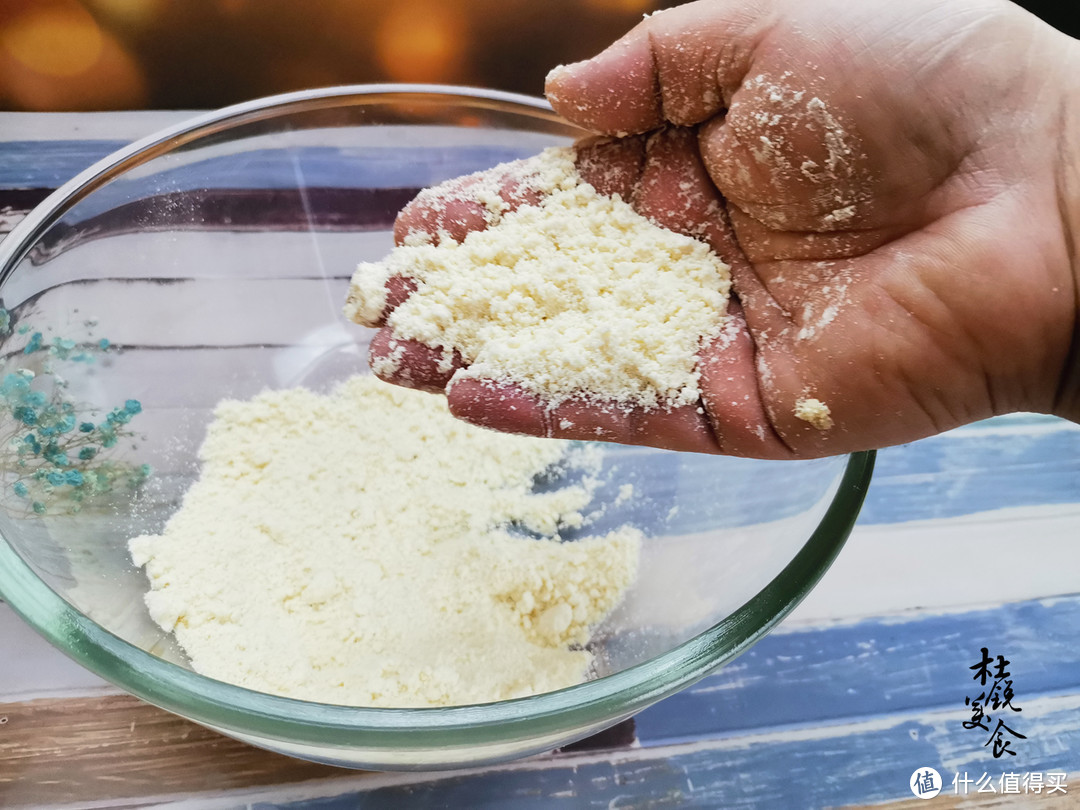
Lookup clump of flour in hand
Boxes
[344,147,732,411]
[129,376,640,708]
[794,397,834,430]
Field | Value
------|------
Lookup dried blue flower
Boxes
[99,425,118,448]
[13,405,37,425]
[23,332,43,354]
[1,373,29,396]
[50,338,77,360]
[42,444,68,466]
[3,326,151,515]
[106,407,133,425]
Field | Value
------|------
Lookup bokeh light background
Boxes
[0,0,1074,111]
[0,0,679,111]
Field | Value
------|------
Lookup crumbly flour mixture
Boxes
[345,147,732,411]
[794,397,834,431]
[129,376,640,707]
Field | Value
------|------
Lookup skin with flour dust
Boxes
[360,0,1080,460]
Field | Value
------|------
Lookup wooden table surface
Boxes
[2,111,1080,809]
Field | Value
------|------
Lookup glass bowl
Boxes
[0,85,874,770]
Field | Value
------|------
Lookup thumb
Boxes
[544,0,775,135]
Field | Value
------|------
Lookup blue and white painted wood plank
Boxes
[856,415,1080,525]
[5,592,1080,807]
[61,696,1078,810]
[633,596,1080,748]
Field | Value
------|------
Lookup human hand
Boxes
[363,0,1080,458]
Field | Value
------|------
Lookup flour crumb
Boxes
[129,376,640,708]
[345,147,731,411]
[343,262,390,326]
[368,340,405,377]
[794,397,834,430]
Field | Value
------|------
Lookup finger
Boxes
[368,137,649,334]
[383,275,417,317]
[572,134,646,198]
[697,96,886,236]
[393,159,553,247]
[545,0,774,134]
[349,179,494,334]
[697,301,795,459]
[608,127,791,342]
[614,126,797,457]
[392,175,494,247]
[376,154,574,329]
[446,378,720,454]
[628,125,726,241]
[352,276,416,329]
[369,329,463,393]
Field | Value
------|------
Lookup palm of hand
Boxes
[369,0,1077,457]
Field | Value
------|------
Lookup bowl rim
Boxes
[0,83,876,749]
[0,83,572,283]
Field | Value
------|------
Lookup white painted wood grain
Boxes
[786,503,1080,627]
[0,112,196,142]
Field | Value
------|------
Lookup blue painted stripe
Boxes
[0,141,127,188]
[559,452,844,536]
[860,415,1080,524]
[248,704,1080,809]
[136,146,536,190]
[571,414,1080,534]
[0,141,538,192]
[633,596,1080,747]
[222,597,1080,809]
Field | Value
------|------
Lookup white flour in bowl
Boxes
[129,376,639,708]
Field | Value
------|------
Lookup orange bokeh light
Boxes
[375,1,468,84]
[1,4,103,78]
[83,0,166,29]
[0,0,147,110]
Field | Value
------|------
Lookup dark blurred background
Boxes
[0,0,1074,112]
